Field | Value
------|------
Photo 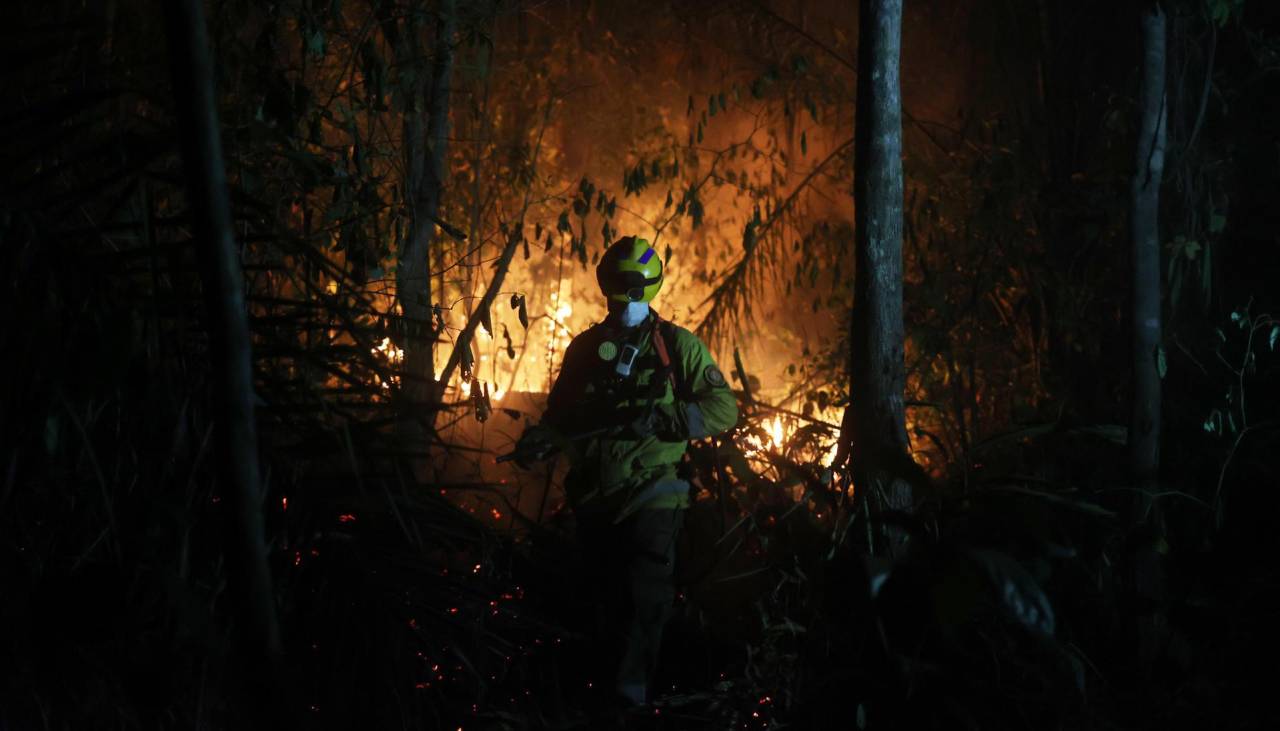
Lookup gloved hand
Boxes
[513,424,561,468]
[624,404,684,440]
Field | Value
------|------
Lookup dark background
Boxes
[2,0,1278,728]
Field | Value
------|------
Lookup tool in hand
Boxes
[495,425,616,464]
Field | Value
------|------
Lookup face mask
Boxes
[608,301,650,328]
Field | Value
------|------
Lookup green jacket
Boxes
[542,311,738,514]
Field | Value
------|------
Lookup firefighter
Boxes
[515,235,738,707]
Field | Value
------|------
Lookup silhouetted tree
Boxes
[1131,3,1167,492]
[395,0,457,421]
[162,0,283,721]
[838,0,917,552]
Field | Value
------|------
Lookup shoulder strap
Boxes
[649,315,685,396]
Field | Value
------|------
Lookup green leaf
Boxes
[1156,344,1167,379]
[1203,410,1218,434]
[1209,213,1227,233]
[307,29,326,57]
[1201,247,1213,307]
[1270,324,1279,351]
[44,413,59,454]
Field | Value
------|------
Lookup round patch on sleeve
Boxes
[704,365,727,387]
[597,341,619,361]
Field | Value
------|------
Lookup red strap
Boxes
[650,316,678,391]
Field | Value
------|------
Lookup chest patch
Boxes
[597,341,619,361]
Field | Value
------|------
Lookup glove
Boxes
[513,424,561,468]
[624,404,683,440]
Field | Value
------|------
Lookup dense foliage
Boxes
[3,0,1279,729]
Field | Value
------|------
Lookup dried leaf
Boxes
[502,325,516,359]
[459,333,474,380]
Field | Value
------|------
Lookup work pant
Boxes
[575,505,684,705]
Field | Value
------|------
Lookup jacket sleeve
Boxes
[541,334,587,431]
[670,328,738,439]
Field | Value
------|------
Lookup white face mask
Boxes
[616,301,650,327]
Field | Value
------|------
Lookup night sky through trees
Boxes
[3,0,1279,728]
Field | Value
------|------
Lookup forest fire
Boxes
[371,336,404,390]
[10,0,1280,729]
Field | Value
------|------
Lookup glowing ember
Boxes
[373,336,404,363]
[737,409,846,470]
[742,415,788,455]
[371,337,404,390]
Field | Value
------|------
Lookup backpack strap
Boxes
[649,315,685,397]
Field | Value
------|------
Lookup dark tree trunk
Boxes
[1130,4,1167,491]
[842,0,914,551]
[398,0,456,419]
[162,0,283,720]
[1128,4,1169,667]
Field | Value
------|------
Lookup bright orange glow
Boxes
[371,337,404,390]
[739,410,843,469]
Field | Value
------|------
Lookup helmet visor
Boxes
[600,269,662,301]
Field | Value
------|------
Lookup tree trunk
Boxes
[841,0,913,553]
[1129,4,1169,667]
[1130,4,1167,492]
[162,0,283,720]
[398,0,456,421]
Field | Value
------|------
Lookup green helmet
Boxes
[596,236,664,303]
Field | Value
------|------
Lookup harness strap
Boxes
[650,315,678,393]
